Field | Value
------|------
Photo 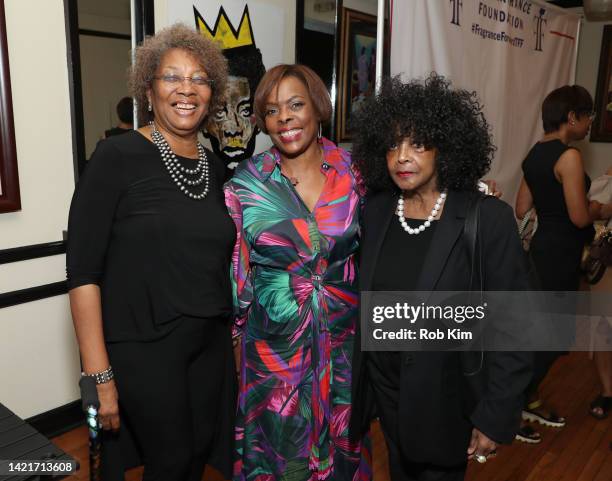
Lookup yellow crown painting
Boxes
[194,5,255,50]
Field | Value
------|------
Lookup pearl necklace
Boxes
[151,127,210,200]
[397,191,447,235]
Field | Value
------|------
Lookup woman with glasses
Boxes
[515,85,611,443]
[67,24,236,481]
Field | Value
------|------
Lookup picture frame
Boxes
[336,8,377,142]
[591,25,612,142]
[0,0,20,213]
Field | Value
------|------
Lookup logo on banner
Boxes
[450,0,463,26]
[533,7,546,52]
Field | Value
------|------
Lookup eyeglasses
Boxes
[151,75,214,88]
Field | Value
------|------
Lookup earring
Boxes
[148,100,152,112]
[570,121,575,126]
[317,123,322,141]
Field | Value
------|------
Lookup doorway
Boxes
[64,0,154,177]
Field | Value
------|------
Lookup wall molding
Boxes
[0,240,66,265]
[78,28,131,41]
[26,400,83,439]
[0,281,68,309]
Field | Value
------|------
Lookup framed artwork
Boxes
[591,25,612,142]
[336,8,377,142]
[0,0,20,212]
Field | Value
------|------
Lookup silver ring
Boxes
[475,454,487,464]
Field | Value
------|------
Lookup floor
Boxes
[51,351,611,481]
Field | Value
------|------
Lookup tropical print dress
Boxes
[224,138,371,481]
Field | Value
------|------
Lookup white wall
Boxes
[154,0,296,64]
[79,34,132,158]
[575,16,612,179]
[0,0,80,418]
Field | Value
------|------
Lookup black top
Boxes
[522,139,595,291]
[371,216,437,291]
[522,139,594,246]
[66,130,236,342]
[367,216,437,431]
[105,127,132,138]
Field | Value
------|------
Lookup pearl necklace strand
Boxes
[397,191,447,235]
[151,126,210,200]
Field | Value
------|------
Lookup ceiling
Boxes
[548,1,584,7]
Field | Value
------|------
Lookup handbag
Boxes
[518,208,538,252]
[581,225,612,284]
[461,193,486,396]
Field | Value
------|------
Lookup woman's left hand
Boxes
[483,179,502,198]
[467,428,497,462]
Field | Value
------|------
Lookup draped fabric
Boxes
[225,138,371,481]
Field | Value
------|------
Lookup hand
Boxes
[96,380,120,431]
[467,428,497,461]
[483,179,502,198]
[601,202,612,220]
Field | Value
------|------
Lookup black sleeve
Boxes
[469,200,534,444]
[66,140,124,289]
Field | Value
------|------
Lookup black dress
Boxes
[522,139,595,291]
[66,130,237,480]
[522,139,595,392]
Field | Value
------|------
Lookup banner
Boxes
[166,1,290,171]
[390,0,581,203]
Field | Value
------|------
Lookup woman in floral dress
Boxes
[224,64,371,481]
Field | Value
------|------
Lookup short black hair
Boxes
[351,73,495,193]
[116,96,134,124]
[224,45,266,100]
[541,85,593,133]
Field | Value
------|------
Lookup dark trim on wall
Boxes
[330,0,343,143]
[78,28,131,41]
[0,241,66,265]
[0,0,21,213]
[0,281,68,309]
[134,0,155,42]
[295,0,342,142]
[26,400,83,439]
[64,0,86,179]
[295,0,305,63]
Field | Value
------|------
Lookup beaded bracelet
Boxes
[81,365,114,385]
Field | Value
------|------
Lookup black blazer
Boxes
[350,189,533,467]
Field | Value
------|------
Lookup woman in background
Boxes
[516,85,612,442]
[67,24,236,481]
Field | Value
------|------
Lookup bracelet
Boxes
[81,365,114,385]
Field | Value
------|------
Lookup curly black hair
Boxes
[351,73,495,193]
